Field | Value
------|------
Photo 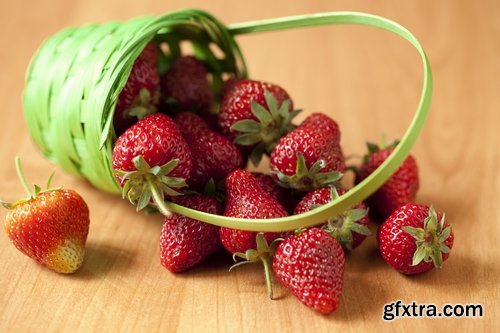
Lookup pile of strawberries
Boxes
[2,42,454,315]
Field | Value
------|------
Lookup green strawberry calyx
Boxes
[1,157,60,209]
[363,139,400,161]
[231,90,301,166]
[322,187,371,250]
[230,233,283,300]
[123,88,158,121]
[274,152,343,191]
[114,155,187,216]
[402,206,452,269]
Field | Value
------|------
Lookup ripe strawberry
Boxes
[270,113,345,191]
[253,172,299,213]
[161,56,213,114]
[160,195,223,273]
[294,187,370,250]
[220,169,289,254]
[377,203,454,275]
[217,79,299,165]
[273,228,345,314]
[2,158,90,273]
[174,112,244,189]
[114,42,160,136]
[355,141,419,219]
[219,77,242,99]
[112,113,192,215]
[221,170,291,299]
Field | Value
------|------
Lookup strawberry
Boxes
[220,169,289,254]
[355,141,419,219]
[221,170,291,299]
[160,195,223,273]
[377,203,454,275]
[2,158,90,273]
[114,42,160,136]
[294,187,370,250]
[217,79,300,165]
[273,228,345,314]
[161,56,213,114]
[253,172,299,213]
[112,113,192,215]
[174,112,244,189]
[270,113,345,191]
[219,77,242,99]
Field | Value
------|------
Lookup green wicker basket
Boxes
[23,9,432,231]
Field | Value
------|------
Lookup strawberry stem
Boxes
[15,157,34,198]
[229,234,278,299]
[46,170,56,189]
[260,254,274,300]
[146,177,172,217]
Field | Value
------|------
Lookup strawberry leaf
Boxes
[349,208,368,222]
[234,133,262,146]
[137,188,152,212]
[228,89,300,166]
[430,251,443,269]
[249,143,266,167]
[264,90,279,120]
[412,246,427,266]
[231,119,262,133]
[115,155,187,216]
[402,226,425,240]
[438,226,452,243]
[275,152,343,191]
[440,244,451,254]
[350,223,371,236]
[404,206,452,270]
[251,100,273,125]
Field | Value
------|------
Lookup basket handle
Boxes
[164,11,433,231]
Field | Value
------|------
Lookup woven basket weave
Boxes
[23,10,433,231]
[24,9,246,195]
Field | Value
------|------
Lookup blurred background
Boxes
[1,0,494,203]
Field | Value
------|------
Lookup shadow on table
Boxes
[400,251,497,292]
[71,242,135,280]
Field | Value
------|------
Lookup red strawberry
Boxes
[217,79,299,165]
[112,113,192,215]
[160,195,223,273]
[2,158,90,273]
[221,170,291,299]
[219,77,242,99]
[253,172,299,213]
[220,169,289,254]
[270,113,345,191]
[161,56,213,114]
[174,112,244,189]
[294,187,370,250]
[356,141,419,219]
[273,228,345,314]
[114,42,160,136]
[377,203,454,275]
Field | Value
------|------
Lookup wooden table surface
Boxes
[1,0,498,332]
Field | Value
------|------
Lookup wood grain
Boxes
[0,1,498,332]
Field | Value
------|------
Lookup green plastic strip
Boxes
[163,11,433,231]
